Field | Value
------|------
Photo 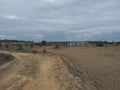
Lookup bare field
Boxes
[0,46,120,90]
[0,51,96,90]
[51,47,120,90]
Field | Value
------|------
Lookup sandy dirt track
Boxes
[0,52,96,90]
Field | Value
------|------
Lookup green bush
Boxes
[41,40,47,45]
[96,42,104,47]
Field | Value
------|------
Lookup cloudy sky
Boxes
[0,0,120,41]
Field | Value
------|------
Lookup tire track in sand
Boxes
[0,52,96,90]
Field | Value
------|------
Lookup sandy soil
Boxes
[51,47,120,90]
[0,51,96,90]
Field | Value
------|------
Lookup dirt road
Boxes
[0,52,96,90]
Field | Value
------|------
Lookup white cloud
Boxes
[28,0,66,5]
[2,15,22,20]
[0,34,15,39]
[35,34,44,38]
[36,18,69,24]
[0,35,7,38]
[43,0,64,4]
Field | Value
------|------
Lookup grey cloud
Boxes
[0,0,120,41]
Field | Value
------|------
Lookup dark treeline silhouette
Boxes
[0,39,34,43]
[88,41,120,47]
[0,39,119,48]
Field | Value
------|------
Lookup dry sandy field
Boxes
[0,46,120,90]
[51,46,120,90]
[0,50,96,90]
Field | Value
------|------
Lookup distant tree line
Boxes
[0,39,119,47]
[0,39,34,43]
[88,41,120,47]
